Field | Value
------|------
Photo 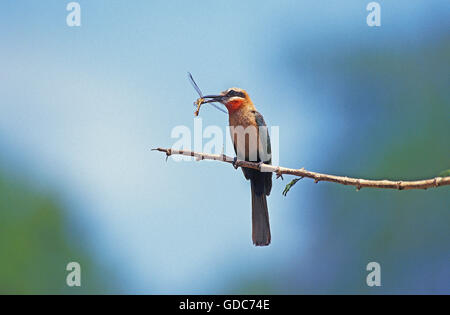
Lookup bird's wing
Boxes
[254,111,271,165]
[254,111,272,195]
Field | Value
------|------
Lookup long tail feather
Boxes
[251,182,271,246]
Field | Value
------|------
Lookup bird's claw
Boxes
[258,161,264,171]
[232,157,239,169]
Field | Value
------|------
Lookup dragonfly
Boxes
[188,72,227,116]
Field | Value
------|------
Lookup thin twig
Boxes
[152,147,450,191]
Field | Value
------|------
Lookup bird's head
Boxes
[202,87,252,112]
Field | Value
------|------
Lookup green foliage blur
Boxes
[0,172,112,294]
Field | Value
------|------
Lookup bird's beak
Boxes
[202,95,225,103]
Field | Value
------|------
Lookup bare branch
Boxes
[152,147,450,191]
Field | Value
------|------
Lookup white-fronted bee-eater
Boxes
[201,88,272,246]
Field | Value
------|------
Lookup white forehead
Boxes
[226,87,244,93]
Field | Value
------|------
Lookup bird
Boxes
[201,88,272,246]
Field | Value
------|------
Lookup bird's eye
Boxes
[226,89,245,98]
[228,90,239,97]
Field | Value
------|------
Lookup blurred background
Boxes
[0,1,448,294]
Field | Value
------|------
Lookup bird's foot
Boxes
[258,161,264,171]
[232,157,239,170]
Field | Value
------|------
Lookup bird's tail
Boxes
[251,183,271,246]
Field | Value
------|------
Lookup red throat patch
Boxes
[226,99,244,112]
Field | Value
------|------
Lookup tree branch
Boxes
[153,147,450,192]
